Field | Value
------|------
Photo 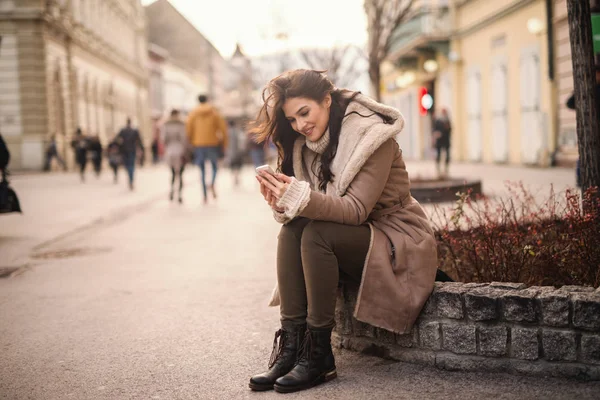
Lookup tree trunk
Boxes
[369,60,381,102]
[566,0,600,198]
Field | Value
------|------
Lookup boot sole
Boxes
[248,382,274,391]
[273,369,337,393]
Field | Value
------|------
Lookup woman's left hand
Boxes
[257,172,292,199]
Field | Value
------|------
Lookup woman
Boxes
[250,70,438,393]
[161,109,188,203]
[226,119,244,186]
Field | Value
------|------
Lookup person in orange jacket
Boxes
[185,94,228,203]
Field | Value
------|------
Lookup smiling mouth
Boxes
[303,127,314,136]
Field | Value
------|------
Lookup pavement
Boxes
[1,166,188,270]
[1,161,597,399]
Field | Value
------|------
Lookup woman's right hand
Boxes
[257,176,285,212]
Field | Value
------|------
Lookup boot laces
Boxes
[268,329,286,369]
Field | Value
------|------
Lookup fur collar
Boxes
[292,93,405,196]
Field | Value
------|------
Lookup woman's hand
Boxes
[256,175,285,212]
[257,172,292,199]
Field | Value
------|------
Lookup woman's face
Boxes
[282,95,331,142]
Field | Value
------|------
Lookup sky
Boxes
[141,0,368,58]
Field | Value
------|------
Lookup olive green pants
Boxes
[277,218,371,329]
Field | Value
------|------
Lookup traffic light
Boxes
[418,86,433,116]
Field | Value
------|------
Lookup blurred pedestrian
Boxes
[70,128,89,182]
[116,118,144,191]
[0,133,22,214]
[161,109,188,203]
[186,94,228,204]
[107,139,121,184]
[0,134,8,173]
[43,134,67,172]
[227,119,245,186]
[247,132,265,169]
[432,108,452,178]
[89,135,103,178]
[151,134,160,164]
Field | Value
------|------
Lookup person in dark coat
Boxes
[43,134,67,171]
[116,118,144,190]
[432,108,452,178]
[88,135,103,178]
[0,134,9,174]
[70,128,89,182]
[0,133,22,214]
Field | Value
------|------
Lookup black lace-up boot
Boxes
[249,322,306,391]
[273,325,337,393]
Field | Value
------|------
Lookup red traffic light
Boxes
[418,87,433,116]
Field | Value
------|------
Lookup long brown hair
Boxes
[250,69,360,191]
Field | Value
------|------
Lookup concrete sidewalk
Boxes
[1,160,577,271]
[1,163,598,399]
[406,160,577,194]
[1,165,200,269]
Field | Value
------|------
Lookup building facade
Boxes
[382,0,564,167]
[0,0,150,170]
[148,42,202,120]
[381,0,452,161]
[144,0,224,114]
[450,0,555,166]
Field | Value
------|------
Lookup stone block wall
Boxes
[334,282,600,381]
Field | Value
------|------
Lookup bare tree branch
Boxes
[298,45,365,88]
[385,0,414,54]
[364,0,414,100]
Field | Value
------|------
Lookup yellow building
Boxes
[383,0,557,167]
[453,0,556,165]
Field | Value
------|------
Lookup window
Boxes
[520,47,542,164]
[466,66,482,161]
[491,59,509,162]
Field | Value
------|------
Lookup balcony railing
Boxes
[388,10,451,58]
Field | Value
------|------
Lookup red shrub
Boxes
[430,184,600,287]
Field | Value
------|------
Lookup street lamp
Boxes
[423,59,439,73]
[527,18,544,35]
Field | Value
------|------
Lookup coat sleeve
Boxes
[272,209,293,224]
[276,139,396,225]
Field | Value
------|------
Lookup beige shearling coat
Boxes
[271,93,438,334]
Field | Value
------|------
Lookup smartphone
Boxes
[255,164,277,177]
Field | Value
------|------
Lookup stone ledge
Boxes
[335,282,600,381]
